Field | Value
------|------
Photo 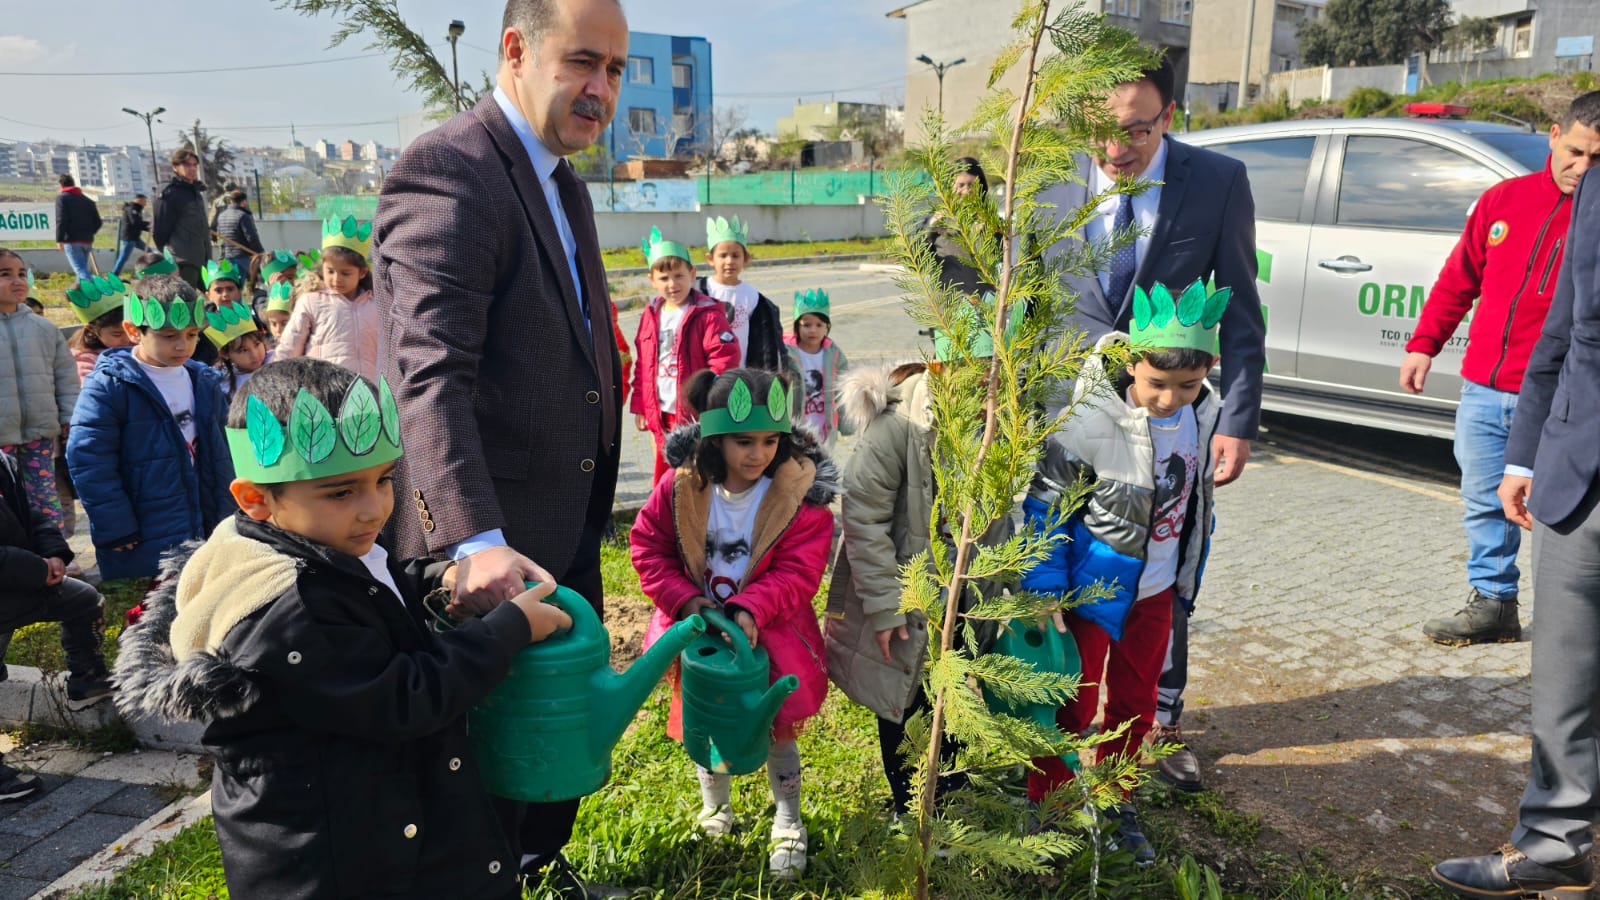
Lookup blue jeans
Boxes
[110,239,147,276]
[61,243,94,281]
[1454,380,1521,600]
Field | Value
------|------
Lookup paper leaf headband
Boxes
[699,375,792,437]
[266,281,294,314]
[202,258,244,289]
[1131,280,1228,356]
[133,249,179,278]
[793,289,830,323]
[124,287,205,332]
[259,250,298,281]
[932,292,1025,363]
[705,215,749,249]
[226,376,403,483]
[65,275,126,324]
[640,226,691,268]
[321,215,373,259]
[203,300,261,350]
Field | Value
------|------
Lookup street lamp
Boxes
[447,20,466,112]
[122,106,166,187]
[915,54,966,120]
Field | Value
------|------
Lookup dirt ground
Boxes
[607,597,655,672]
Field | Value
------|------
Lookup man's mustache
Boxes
[573,97,609,120]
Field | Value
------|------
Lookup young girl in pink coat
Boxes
[630,366,835,882]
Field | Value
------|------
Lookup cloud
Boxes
[0,35,46,64]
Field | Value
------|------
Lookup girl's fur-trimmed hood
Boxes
[839,362,931,434]
[662,421,841,506]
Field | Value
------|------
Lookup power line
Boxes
[0,52,389,78]
[0,113,136,132]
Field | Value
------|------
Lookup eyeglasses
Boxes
[1108,115,1166,148]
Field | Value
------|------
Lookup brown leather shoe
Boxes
[1149,722,1203,792]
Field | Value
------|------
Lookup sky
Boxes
[0,0,907,152]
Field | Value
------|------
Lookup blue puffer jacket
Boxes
[1021,334,1221,641]
[66,348,234,580]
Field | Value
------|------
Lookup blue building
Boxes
[609,31,713,161]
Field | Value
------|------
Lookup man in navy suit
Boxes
[1428,171,1600,898]
[1038,55,1266,794]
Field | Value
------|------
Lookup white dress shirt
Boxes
[1086,138,1169,297]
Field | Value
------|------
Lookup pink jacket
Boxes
[277,288,381,382]
[73,347,101,383]
[631,423,840,733]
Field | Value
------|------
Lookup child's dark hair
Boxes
[216,330,267,396]
[70,309,125,352]
[130,251,166,274]
[0,247,22,269]
[24,298,43,314]
[320,246,373,293]
[651,255,693,276]
[793,311,830,336]
[682,367,814,487]
[128,275,200,331]
[228,357,370,492]
[1137,347,1217,372]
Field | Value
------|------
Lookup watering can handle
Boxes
[698,607,756,666]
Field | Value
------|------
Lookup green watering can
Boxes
[467,585,706,802]
[984,617,1082,771]
[679,607,799,775]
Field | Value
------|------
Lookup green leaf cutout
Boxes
[145,298,166,330]
[767,379,788,422]
[290,389,337,464]
[1176,280,1208,326]
[727,378,754,423]
[1201,287,1231,328]
[126,294,145,328]
[206,311,225,331]
[1147,284,1175,327]
[378,378,401,448]
[168,297,191,329]
[245,394,285,467]
[339,379,382,456]
[1131,286,1153,331]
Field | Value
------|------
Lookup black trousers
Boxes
[493,448,616,872]
[876,685,967,818]
[0,577,105,677]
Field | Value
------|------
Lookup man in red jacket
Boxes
[1401,91,1600,645]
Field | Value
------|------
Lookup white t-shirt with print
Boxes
[656,304,687,414]
[136,357,197,455]
[703,477,772,604]
[1136,403,1198,600]
[799,348,827,433]
[704,279,757,367]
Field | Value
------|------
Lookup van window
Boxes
[1337,137,1500,233]
[1205,136,1316,222]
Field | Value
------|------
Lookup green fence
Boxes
[315,195,379,220]
[697,169,883,205]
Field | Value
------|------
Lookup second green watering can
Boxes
[468,585,705,802]
[984,617,1082,770]
[679,607,798,775]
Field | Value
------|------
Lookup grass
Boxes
[6,577,147,675]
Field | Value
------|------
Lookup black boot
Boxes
[1430,844,1592,898]
[1422,591,1521,646]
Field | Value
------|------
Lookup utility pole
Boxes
[121,106,165,187]
[1237,0,1259,109]
[915,54,967,120]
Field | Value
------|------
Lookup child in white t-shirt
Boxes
[783,289,849,444]
[697,216,789,373]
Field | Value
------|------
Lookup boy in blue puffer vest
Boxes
[67,274,234,581]
[1020,280,1228,865]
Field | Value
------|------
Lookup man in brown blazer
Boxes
[373,0,627,895]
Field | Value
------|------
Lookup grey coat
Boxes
[0,309,78,446]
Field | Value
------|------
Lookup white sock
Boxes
[767,739,803,832]
[696,765,731,812]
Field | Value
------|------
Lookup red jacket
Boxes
[629,291,739,424]
[1407,165,1572,392]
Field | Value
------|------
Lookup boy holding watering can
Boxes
[112,357,569,899]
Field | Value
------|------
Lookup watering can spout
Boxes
[592,613,706,756]
[753,675,799,730]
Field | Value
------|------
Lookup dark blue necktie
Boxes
[1107,194,1137,305]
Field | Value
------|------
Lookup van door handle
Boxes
[1318,257,1373,273]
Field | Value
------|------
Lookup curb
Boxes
[36,790,213,899]
[0,665,207,754]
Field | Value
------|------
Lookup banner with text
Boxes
[0,205,54,241]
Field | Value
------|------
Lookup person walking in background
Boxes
[151,148,211,289]
[213,191,263,281]
[111,194,150,277]
[55,175,102,282]
[1403,91,1600,646]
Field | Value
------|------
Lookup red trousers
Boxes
[650,411,681,482]
[1028,586,1175,803]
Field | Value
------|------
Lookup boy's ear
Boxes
[230,479,274,520]
[120,320,142,342]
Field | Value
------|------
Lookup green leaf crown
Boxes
[699,375,792,437]
[65,275,126,324]
[133,249,178,278]
[202,300,261,350]
[793,289,830,323]
[1130,280,1228,356]
[640,226,691,269]
[201,258,243,289]
[265,282,295,314]
[932,292,1025,363]
[226,375,403,483]
[259,250,298,280]
[321,215,373,259]
[124,287,206,332]
[705,215,749,250]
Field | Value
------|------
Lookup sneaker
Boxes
[1148,722,1203,792]
[525,853,623,900]
[1422,591,1522,646]
[696,804,734,838]
[769,824,808,881]
[1429,843,1592,898]
[65,673,113,711]
[0,768,40,802]
[1108,803,1156,867]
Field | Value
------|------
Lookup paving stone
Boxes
[3,812,142,880]
[0,873,48,900]
[0,778,123,839]
[93,783,174,819]
[76,751,206,789]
